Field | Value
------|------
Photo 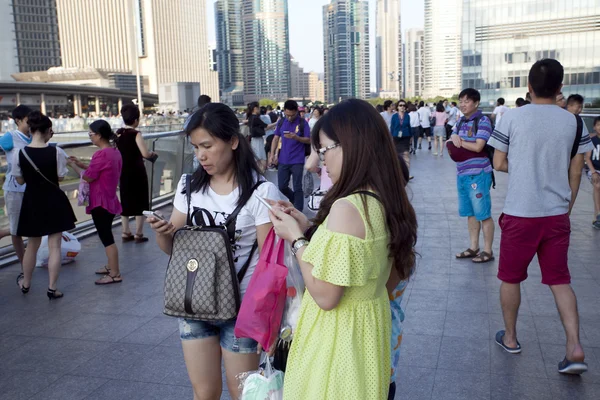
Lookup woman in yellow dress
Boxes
[269,99,418,400]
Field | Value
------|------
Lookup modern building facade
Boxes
[10,0,62,74]
[376,0,402,97]
[404,28,424,99]
[56,0,219,100]
[462,0,600,105]
[290,57,310,100]
[423,0,462,99]
[323,0,370,103]
[0,0,18,81]
[215,0,244,105]
[241,0,291,103]
[308,72,325,103]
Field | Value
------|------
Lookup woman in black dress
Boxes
[116,104,156,243]
[13,111,76,299]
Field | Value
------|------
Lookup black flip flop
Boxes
[558,357,588,375]
[495,330,521,354]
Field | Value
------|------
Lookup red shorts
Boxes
[497,213,571,285]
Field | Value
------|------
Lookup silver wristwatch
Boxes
[291,237,310,256]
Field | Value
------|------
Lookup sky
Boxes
[205,0,424,84]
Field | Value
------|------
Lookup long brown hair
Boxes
[311,99,417,280]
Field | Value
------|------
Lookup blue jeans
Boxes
[278,163,304,211]
[178,318,257,353]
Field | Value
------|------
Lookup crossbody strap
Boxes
[20,148,59,188]
[185,174,192,226]
[223,180,265,242]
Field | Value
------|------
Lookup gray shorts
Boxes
[433,126,446,138]
[4,191,24,236]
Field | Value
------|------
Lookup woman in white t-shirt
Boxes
[147,103,281,400]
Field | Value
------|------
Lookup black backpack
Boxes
[277,117,311,157]
[455,115,497,189]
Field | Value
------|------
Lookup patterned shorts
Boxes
[390,280,408,382]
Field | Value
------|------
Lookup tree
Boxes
[259,98,278,108]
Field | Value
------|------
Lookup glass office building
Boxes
[462,0,600,105]
[241,0,291,103]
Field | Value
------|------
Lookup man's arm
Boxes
[568,153,585,214]
[460,138,487,153]
[493,149,508,172]
[270,135,280,159]
[294,136,311,144]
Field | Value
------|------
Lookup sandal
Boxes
[17,274,29,294]
[473,251,495,264]
[455,248,480,259]
[95,265,111,275]
[134,234,149,243]
[95,274,123,285]
[558,357,588,375]
[122,233,134,242]
[495,330,521,354]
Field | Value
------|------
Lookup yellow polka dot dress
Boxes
[283,194,391,400]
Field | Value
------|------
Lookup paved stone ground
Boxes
[0,150,599,399]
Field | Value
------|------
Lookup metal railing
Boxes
[0,129,193,265]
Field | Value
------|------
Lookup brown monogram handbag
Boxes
[163,175,262,321]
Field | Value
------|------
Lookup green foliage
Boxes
[258,98,278,108]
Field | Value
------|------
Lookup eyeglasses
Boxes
[88,132,96,138]
[318,143,340,162]
[398,104,406,108]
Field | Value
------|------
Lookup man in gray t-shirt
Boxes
[488,59,593,375]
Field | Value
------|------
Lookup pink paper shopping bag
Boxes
[234,229,288,351]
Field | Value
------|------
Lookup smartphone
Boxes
[143,210,164,220]
[253,194,273,211]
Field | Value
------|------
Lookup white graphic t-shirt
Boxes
[173,175,283,294]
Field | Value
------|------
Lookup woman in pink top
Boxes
[69,120,123,285]
[432,103,449,157]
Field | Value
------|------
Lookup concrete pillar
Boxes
[95,96,100,115]
[118,97,123,113]
[40,93,47,114]
[74,95,81,116]
[16,92,21,106]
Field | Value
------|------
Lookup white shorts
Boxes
[4,191,24,236]
[250,137,266,161]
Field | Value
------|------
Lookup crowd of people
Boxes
[1,103,158,294]
[1,56,599,399]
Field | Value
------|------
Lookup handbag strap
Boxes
[185,174,192,226]
[237,240,258,282]
[223,180,265,242]
[20,148,59,188]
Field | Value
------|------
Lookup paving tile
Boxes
[490,375,553,400]
[398,334,441,369]
[394,367,435,400]
[488,313,539,344]
[120,316,178,345]
[447,290,488,312]
[69,342,155,380]
[490,339,548,378]
[539,342,600,385]
[404,310,446,336]
[0,370,61,400]
[431,368,491,400]
[437,336,491,374]
[403,289,448,312]
[118,344,186,383]
[29,375,108,400]
[443,311,490,340]
[83,380,193,400]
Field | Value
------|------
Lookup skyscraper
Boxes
[423,0,462,99]
[404,28,424,98]
[290,57,310,100]
[308,72,325,103]
[462,0,600,104]
[0,0,18,80]
[56,0,218,99]
[376,0,402,97]
[323,0,370,104]
[11,0,62,73]
[215,0,244,104]
[241,0,291,103]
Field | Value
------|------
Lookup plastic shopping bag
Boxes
[78,171,90,207]
[239,356,284,400]
[36,232,81,267]
[234,229,288,351]
[279,241,305,340]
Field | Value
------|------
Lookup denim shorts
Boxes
[178,318,258,354]
[457,171,492,221]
